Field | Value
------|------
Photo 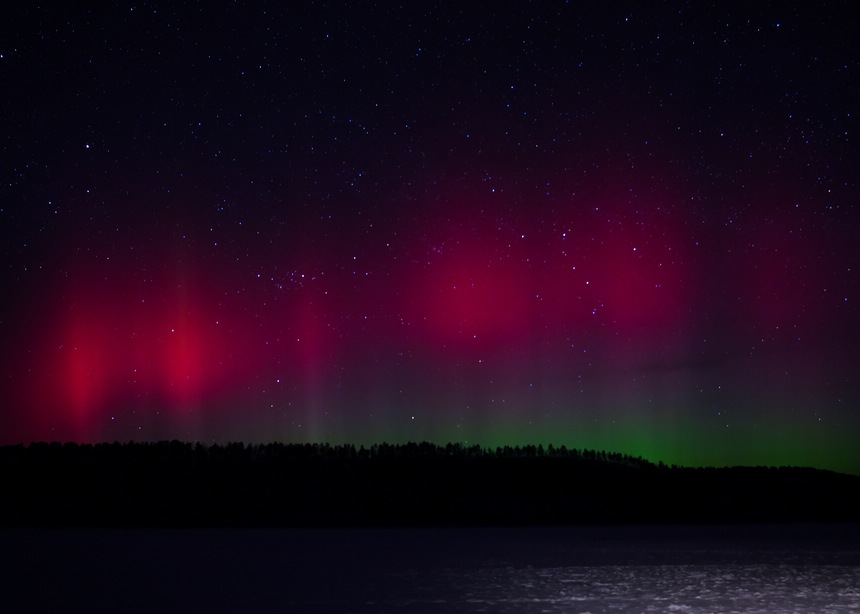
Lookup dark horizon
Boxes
[6,437,860,477]
[4,439,859,528]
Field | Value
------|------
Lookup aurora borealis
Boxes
[2,2,858,474]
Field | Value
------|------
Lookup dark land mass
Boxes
[2,441,858,527]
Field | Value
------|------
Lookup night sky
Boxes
[2,2,858,474]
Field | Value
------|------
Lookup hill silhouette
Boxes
[2,441,858,527]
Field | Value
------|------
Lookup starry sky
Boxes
[2,2,858,474]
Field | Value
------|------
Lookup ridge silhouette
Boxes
[2,441,858,527]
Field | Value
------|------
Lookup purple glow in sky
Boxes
[2,2,858,473]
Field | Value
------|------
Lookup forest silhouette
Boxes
[2,441,858,527]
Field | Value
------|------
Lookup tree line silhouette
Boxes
[1,440,858,526]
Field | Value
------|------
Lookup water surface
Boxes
[2,525,858,612]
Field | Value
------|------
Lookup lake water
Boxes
[2,525,859,612]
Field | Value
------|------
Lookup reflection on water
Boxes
[380,564,860,613]
[2,525,859,612]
